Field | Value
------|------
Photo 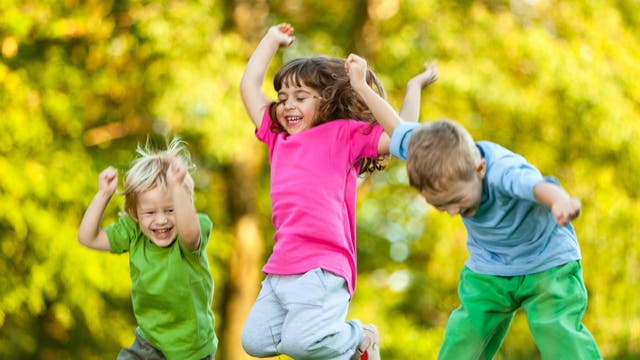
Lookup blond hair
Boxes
[123,137,195,219]
[406,120,481,192]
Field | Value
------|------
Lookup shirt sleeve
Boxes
[196,213,213,251]
[105,215,138,253]
[175,213,213,257]
[255,107,273,142]
[345,122,385,161]
[490,155,545,202]
[389,121,422,160]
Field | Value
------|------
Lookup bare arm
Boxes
[399,61,438,122]
[77,167,117,251]
[239,23,295,128]
[534,181,581,226]
[167,157,201,251]
[346,54,403,138]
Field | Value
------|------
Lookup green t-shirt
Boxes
[106,213,217,360]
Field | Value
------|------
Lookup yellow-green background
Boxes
[1,0,638,359]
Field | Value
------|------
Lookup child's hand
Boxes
[345,54,368,91]
[551,197,581,225]
[98,167,118,196]
[167,157,188,187]
[267,23,295,48]
[407,61,438,90]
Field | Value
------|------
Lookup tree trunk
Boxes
[218,139,272,359]
[220,214,264,360]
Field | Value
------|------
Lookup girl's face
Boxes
[275,84,322,134]
[135,187,177,247]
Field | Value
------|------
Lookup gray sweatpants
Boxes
[241,268,363,360]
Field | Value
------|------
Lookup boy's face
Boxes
[421,159,486,218]
[275,83,321,134]
[135,187,177,247]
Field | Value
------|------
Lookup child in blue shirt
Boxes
[346,54,601,359]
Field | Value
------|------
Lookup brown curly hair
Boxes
[268,56,387,174]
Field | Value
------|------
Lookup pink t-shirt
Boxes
[256,109,383,296]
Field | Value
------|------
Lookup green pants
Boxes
[438,261,601,360]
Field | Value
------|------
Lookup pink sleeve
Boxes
[345,122,384,162]
[255,108,273,143]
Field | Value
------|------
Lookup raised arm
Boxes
[239,23,295,128]
[167,157,201,251]
[78,167,117,251]
[399,61,438,122]
[346,53,403,137]
[534,181,581,226]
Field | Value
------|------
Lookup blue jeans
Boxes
[241,268,363,360]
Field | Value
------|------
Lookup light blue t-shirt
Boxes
[390,122,581,276]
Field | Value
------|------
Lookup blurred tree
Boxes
[0,0,638,359]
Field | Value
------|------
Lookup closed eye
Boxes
[277,89,318,105]
[431,196,464,209]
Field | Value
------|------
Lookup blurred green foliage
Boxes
[1,0,638,359]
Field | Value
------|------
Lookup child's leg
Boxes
[241,276,287,357]
[438,267,518,360]
[278,268,362,360]
[117,331,166,360]
[521,261,602,359]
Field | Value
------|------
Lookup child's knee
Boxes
[241,327,270,357]
[277,327,321,358]
[278,338,311,359]
[240,331,257,356]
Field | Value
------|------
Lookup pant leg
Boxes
[278,268,362,360]
[438,267,518,360]
[117,331,166,360]
[241,276,288,357]
[520,261,602,360]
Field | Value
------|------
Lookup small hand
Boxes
[551,197,581,226]
[407,61,438,89]
[345,53,368,90]
[167,157,187,187]
[98,166,118,196]
[267,23,295,48]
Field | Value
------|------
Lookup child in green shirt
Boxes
[78,138,217,360]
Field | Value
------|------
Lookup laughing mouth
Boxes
[285,116,302,125]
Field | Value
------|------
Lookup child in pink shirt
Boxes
[239,23,389,360]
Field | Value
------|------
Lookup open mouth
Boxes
[285,116,302,125]
[153,227,173,237]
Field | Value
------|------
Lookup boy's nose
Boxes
[445,206,460,216]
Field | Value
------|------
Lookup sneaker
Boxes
[352,324,380,360]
